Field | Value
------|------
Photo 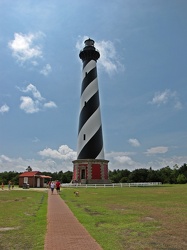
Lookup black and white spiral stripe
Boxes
[77,58,104,160]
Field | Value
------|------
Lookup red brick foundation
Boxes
[72,159,110,184]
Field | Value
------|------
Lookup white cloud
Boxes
[18,84,57,113]
[38,145,76,161]
[32,137,40,143]
[106,151,140,170]
[150,89,182,110]
[150,89,170,105]
[145,146,168,155]
[44,101,57,108]
[31,61,39,66]
[114,155,134,165]
[128,138,140,147]
[8,32,43,63]
[40,64,52,76]
[0,154,72,173]
[1,150,187,173]
[96,40,124,75]
[0,155,12,162]
[20,96,40,113]
[0,104,10,114]
[76,36,124,75]
[19,84,44,101]
[106,151,136,158]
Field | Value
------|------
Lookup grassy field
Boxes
[0,189,47,250]
[0,185,187,250]
[61,185,187,250]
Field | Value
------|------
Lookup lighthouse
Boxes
[72,38,110,184]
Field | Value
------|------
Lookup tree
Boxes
[120,176,128,183]
[169,165,179,184]
[159,166,173,184]
[128,168,149,182]
[147,169,161,182]
[177,174,187,184]
[0,171,19,185]
[61,171,72,183]
[178,163,187,178]
[109,169,123,183]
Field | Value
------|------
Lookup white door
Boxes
[37,178,40,187]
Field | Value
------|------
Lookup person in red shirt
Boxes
[56,180,61,194]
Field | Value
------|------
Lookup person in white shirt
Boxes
[50,181,55,194]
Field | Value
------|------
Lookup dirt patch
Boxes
[0,226,20,232]
[0,197,28,203]
[141,216,156,222]
[95,221,105,227]
[24,212,35,216]
[84,207,102,215]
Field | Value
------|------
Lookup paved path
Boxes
[44,189,103,250]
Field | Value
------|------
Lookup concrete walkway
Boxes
[44,189,103,250]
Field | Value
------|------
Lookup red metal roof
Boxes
[19,171,41,177]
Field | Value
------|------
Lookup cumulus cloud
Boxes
[0,154,71,173]
[1,150,187,173]
[76,36,124,75]
[128,138,140,147]
[44,101,57,108]
[1,155,12,162]
[114,155,134,165]
[0,104,10,114]
[18,83,57,113]
[38,145,77,161]
[20,96,40,114]
[106,151,140,170]
[19,84,44,101]
[8,32,43,63]
[145,146,168,155]
[150,89,182,110]
[40,64,52,76]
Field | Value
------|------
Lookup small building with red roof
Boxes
[19,171,52,188]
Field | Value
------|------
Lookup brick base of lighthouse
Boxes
[72,159,111,184]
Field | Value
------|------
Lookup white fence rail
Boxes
[61,182,162,188]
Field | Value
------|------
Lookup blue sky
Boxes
[0,0,187,173]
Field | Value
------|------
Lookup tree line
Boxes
[0,163,187,185]
[109,163,187,184]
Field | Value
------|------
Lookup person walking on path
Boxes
[55,180,61,194]
[50,181,55,194]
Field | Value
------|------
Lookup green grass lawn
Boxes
[0,189,47,250]
[0,185,187,250]
[61,185,187,250]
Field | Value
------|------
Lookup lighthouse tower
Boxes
[72,38,110,184]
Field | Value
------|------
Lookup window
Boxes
[83,134,86,140]
[24,177,28,183]
[81,169,85,179]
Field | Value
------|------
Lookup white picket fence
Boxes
[61,182,162,188]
